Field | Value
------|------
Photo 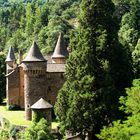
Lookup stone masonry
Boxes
[6,33,68,120]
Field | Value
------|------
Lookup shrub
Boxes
[18,118,54,140]
[0,129,9,140]
[8,104,21,111]
[9,125,20,139]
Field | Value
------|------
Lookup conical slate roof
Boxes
[5,46,16,62]
[52,33,68,58]
[31,98,53,109]
[23,41,46,62]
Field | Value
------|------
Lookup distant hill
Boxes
[0,0,81,54]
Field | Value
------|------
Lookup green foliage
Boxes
[132,39,140,78]
[97,79,140,140]
[0,0,80,54]
[0,52,6,103]
[0,117,11,140]
[118,0,140,78]
[55,0,132,139]
[119,12,138,52]
[119,79,140,115]
[19,118,54,140]
[45,15,72,53]
[33,110,46,123]
[8,104,21,110]
[9,125,20,139]
[0,129,9,140]
[0,124,20,140]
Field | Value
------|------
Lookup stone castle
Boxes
[5,33,68,120]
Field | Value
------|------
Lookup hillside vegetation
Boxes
[0,0,81,54]
[0,0,140,139]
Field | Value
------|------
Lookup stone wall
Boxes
[6,68,20,107]
[6,69,65,109]
[19,67,24,108]
[24,73,47,107]
[23,69,65,120]
[6,62,65,121]
[24,72,64,109]
[46,72,65,105]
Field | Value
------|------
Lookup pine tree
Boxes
[0,52,6,103]
[55,0,133,139]
[25,3,34,35]
[55,0,131,139]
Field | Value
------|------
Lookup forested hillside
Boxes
[0,0,81,54]
[0,0,140,139]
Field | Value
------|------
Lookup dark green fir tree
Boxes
[55,0,133,139]
[0,52,6,103]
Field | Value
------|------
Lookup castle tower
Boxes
[52,33,68,63]
[22,41,47,120]
[5,46,16,74]
[5,46,20,107]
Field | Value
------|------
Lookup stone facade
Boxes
[6,67,20,107]
[6,33,68,120]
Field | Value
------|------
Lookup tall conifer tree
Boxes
[55,0,133,139]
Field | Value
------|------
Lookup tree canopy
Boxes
[55,0,133,139]
[0,0,81,54]
[98,79,140,140]
[0,52,6,103]
[0,0,139,139]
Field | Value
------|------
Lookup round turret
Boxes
[21,41,47,120]
[22,41,47,76]
[5,46,16,73]
[52,33,68,64]
[31,98,53,125]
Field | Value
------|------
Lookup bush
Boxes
[33,110,46,123]
[19,118,54,140]
[9,125,20,139]
[8,104,21,111]
[0,129,9,140]
[97,79,140,140]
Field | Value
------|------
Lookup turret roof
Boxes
[52,32,68,58]
[31,98,53,109]
[5,46,16,62]
[23,41,46,62]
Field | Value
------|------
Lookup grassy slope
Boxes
[0,105,31,126]
[0,105,59,128]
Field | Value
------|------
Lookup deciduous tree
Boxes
[98,79,140,140]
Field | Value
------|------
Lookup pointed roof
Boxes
[52,32,68,58]
[23,41,46,62]
[31,98,53,109]
[5,46,16,62]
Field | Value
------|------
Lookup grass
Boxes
[0,105,31,126]
[0,104,59,129]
